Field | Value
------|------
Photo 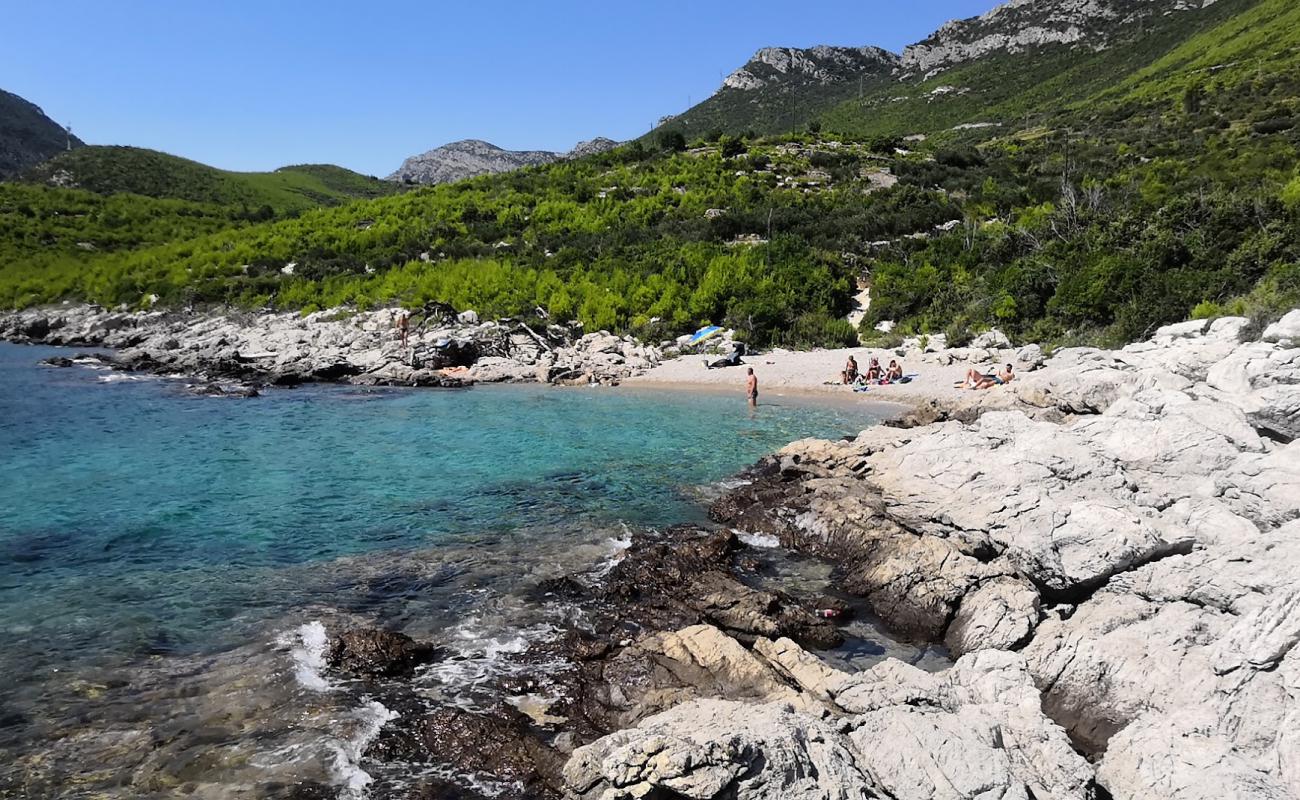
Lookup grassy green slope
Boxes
[821,0,1261,140]
[20,146,398,214]
[1101,0,1300,105]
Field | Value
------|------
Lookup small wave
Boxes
[423,619,564,705]
[278,620,333,692]
[96,373,146,383]
[736,530,780,549]
[593,524,633,576]
[330,700,399,798]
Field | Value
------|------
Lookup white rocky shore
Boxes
[566,310,1300,800]
[0,304,674,389]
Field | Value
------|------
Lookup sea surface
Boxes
[0,341,942,797]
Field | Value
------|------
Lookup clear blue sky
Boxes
[3,0,996,176]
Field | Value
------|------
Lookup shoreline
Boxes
[606,378,915,416]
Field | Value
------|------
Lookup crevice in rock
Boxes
[1031,537,1196,607]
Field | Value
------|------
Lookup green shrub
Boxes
[779,312,859,349]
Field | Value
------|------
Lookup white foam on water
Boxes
[716,477,753,491]
[593,524,633,576]
[329,700,398,799]
[278,620,334,692]
[96,373,144,383]
[736,530,780,549]
[422,619,565,706]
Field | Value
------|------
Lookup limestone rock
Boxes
[566,650,1094,800]
[1262,309,1300,345]
[564,699,874,800]
[971,328,1011,349]
[944,576,1040,655]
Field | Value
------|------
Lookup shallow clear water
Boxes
[0,341,921,796]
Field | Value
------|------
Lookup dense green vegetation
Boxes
[2,140,957,346]
[2,0,1299,349]
[21,146,398,215]
[0,183,262,306]
[836,0,1300,344]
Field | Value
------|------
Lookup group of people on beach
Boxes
[839,354,904,386]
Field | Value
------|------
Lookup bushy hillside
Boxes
[0,183,260,307]
[0,139,957,347]
[3,0,1298,350]
[21,146,398,214]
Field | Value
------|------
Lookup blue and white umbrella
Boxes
[687,325,723,346]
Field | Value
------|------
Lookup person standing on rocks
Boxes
[746,367,758,408]
[396,312,410,349]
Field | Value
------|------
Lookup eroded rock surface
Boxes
[706,313,1300,799]
[566,649,1092,800]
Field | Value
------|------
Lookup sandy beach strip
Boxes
[624,346,1011,408]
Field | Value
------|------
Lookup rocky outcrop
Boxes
[567,138,622,159]
[708,311,1300,799]
[565,649,1093,800]
[902,0,1221,77]
[0,305,663,389]
[721,46,899,91]
[387,137,620,186]
[387,139,562,185]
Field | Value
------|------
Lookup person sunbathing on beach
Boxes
[961,364,1013,389]
[841,355,859,385]
[865,358,882,382]
[885,360,903,381]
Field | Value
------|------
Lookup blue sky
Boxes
[3,0,996,176]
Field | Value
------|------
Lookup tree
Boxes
[657,130,687,153]
[719,136,746,159]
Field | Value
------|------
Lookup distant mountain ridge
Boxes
[0,89,84,178]
[387,137,620,185]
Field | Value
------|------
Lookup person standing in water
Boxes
[746,367,758,408]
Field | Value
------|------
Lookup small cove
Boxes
[0,341,933,795]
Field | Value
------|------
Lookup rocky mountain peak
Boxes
[721,45,900,92]
[567,137,621,159]
[902,0,1220,77]
[387,136,621,186]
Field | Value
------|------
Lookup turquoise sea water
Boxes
[0,341,910,796]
